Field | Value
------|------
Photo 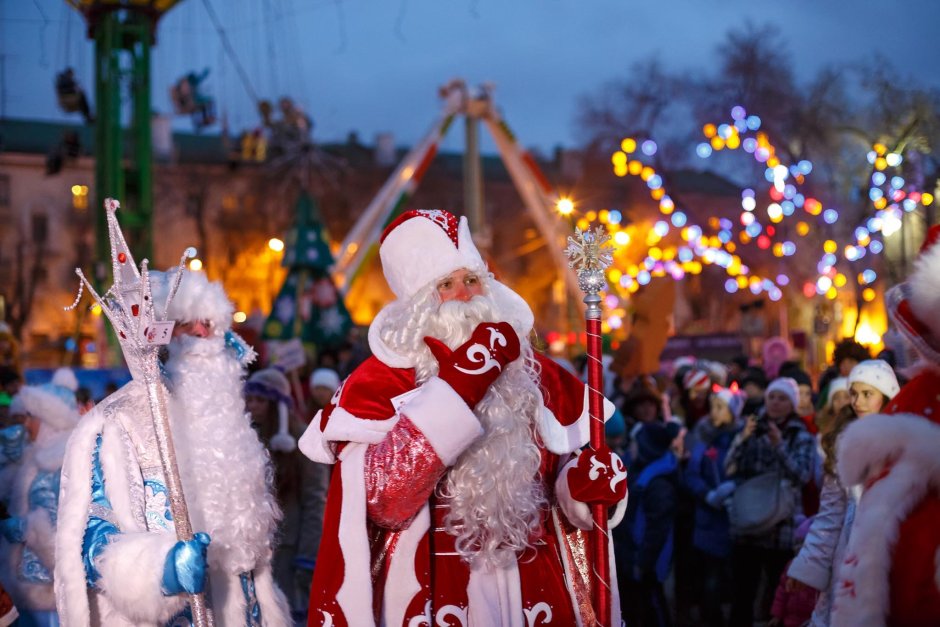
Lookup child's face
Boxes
[709,397,733,426]
[798,384,814,415]
[830,390,851,415]
[850,382,885,417]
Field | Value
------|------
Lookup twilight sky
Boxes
[2,0,939,154]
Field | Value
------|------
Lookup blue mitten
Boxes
[0,516,25,543]
[161,532,211,596]
[705,480,736,508]
[0,424,27,464]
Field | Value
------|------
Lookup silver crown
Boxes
[65,199,196,380]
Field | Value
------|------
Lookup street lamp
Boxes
[268,237,285,252]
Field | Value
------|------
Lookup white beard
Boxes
[164,335,281,574]
[379,285,546,570]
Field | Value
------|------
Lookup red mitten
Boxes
[567,446,628,507]
[424,322,521,409]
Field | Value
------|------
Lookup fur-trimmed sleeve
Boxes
[365,377,482,529]
[95,531,187,624]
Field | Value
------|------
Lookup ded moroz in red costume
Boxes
[830,225,940,627]
[298,210,626,626]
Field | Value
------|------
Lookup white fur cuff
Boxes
[96,531,187,624]
[401,377,483,466]
[556,458,593,531]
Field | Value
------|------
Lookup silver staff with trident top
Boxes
[565,225,616,627]
[65,199,215,627]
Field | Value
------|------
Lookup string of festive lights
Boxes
[696,107,935,301]
[604,134,784,305]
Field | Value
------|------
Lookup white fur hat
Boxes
[309,368,340,393]
[368,209,534,369]
[17,368,80,432]
[149,268,234,334]
[886,224,940,363]
[766,376,800,411]
[848,359,900,400]
[825,377,849,405]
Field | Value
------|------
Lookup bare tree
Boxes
[4,214,48,341]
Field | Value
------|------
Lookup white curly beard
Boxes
[379,284,546,570]
[164,335,281,574]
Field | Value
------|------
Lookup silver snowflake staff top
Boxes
[565,226,613,319]
[62,198,195,382]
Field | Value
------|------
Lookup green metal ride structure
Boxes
[66,1,182,364]
[66,0,182,270]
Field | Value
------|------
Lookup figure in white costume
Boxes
[54,202,291,627]
[0,368,80,627]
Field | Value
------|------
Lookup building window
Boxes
[0,174,9,219]
[32,213,49,245]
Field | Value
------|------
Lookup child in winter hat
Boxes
[245,368,296,452]
[713,385,745,421]
[846,359,900,417]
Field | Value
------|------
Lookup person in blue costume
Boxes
[0,369,80,627]
[54,269,291,627]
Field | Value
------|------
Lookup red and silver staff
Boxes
[565,225,615,627]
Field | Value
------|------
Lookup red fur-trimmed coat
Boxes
[830,366,940,627]
[298,353,622,627]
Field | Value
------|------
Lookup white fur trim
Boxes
[18,386,79,432]
[33,430,71,472]
[149,268,234,333]
[298,408,399,464]
[555,456,628,533]
[298,410,334,463]
[206,564,291,627]
[836,413,940,489]
[383,505,430,627]
[381,214,487,301]
[909,236,940,339]
[55,404,150,627]
[367,305,414,369]
[400,377,483,467]
[95,532,186,624]
[538,387,616,455]
[334,444,375,626]
[52,368,79,391]
[466,563,524,627]
[251,564,293,627]
[556,458,593,531]
[831,413,940,626]
[54,411,105,626]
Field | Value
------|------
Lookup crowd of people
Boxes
[601,338,902,626]
[0,212,937,627]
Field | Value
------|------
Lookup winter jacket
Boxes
[725,414,816,550]
[788,474,859,626]
[619,451,680,582]
[684,420,740,558]
[772,558,820,627]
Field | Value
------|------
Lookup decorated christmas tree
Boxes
[262,193,352,349]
